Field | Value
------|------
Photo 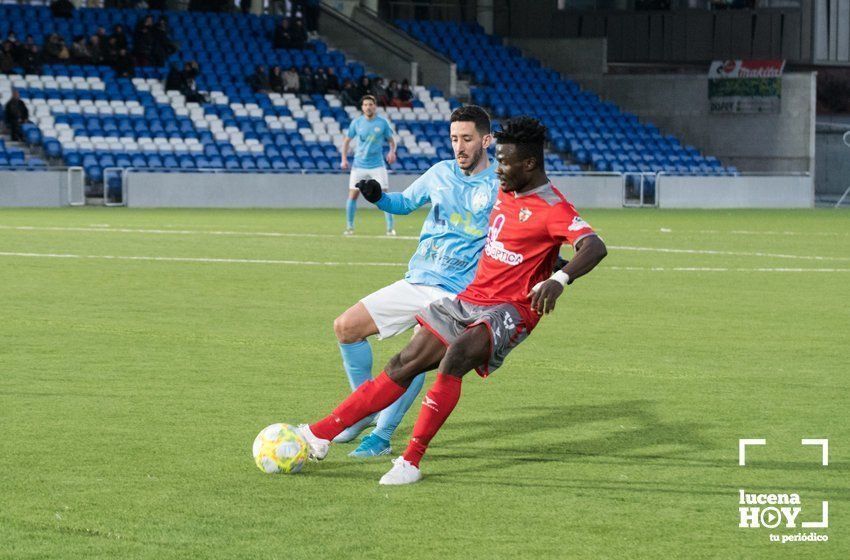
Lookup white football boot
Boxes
[379,456,422,485]
[296,424,330,461]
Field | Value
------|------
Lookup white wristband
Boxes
[551,270,570,287]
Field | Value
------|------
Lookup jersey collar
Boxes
[513,182,552,198]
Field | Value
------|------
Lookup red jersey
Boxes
[458,183,596,330]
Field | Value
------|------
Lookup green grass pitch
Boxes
[0,207,847,559]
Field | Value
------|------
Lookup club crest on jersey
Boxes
[568,216,591,231]
[518,207,532,222]
[373,126,381,133]
[472,188,491,212]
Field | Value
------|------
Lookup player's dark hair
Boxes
[450,105,491,136]
[360,95,376,105]
[494,116,547,169]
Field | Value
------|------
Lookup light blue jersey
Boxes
[376,159,499,294]
[347,115,394,169]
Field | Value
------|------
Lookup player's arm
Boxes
[357,167,433,215]
[385,135,397,165]
[528,235,607,315]
[340,136,352,170]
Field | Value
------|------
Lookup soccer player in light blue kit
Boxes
[340,95,398,236]
[332,105,498,457]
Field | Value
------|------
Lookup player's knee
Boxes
[333,313,363,343]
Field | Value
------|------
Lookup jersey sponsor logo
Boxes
[518,207,532,222]
[568,215,591,231]
[484,214,524,266]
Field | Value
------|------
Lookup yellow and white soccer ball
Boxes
[252,423,309,474]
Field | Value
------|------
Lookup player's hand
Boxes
[527,280,564,315]
[386,151,397,165]
[356,179,383,204]
[340,158,350,170]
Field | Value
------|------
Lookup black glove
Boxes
[552,255,569,273]
[356,179,383,204]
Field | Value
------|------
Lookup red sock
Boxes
[310,372,405,441]
[403,373,462,467]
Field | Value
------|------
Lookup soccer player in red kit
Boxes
[296,116,608,484]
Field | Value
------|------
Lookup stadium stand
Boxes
[0,4,481,185]
[395,19,738,178]
[0,3,734,194]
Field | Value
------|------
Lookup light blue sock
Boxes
[338,340,373,390]
[345,199,356,229]
[372,372,426,441]
[384,212,394,231]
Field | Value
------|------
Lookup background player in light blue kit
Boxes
[331,105,499,457]
[340,95,397,236]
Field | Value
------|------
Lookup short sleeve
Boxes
[547,202,596,246]
[383,119,394,139]
[347,119,356,138]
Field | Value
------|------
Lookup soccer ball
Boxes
[252,423,309,474]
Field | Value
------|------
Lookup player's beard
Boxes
[459,145,485,173]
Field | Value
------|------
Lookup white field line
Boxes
[651,229,850,237]
[0,252,403,267]
[1,224,848,262]
[0,224,421,240]
[1,251,849,272]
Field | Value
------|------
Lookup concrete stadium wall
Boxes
[123,171,626,209]
[0,170,71,206]
[657,175,813,209]
[597,73,817,175]
[815,129,850,199]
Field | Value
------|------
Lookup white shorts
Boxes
[360,279,456,340]
[348,166,389,191]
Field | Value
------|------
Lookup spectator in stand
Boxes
[4,88,29,141]
[5,32,22,63]
[50,0,75,19]
[247,65,271,93]
[112,48,134,78]
[88,34,103,65]
[21,44,42,74]
[180,60,207,103]
[385,79,400,104]
[354,75,371,101]
[340,79,359,106]
[165,63,183,91]
[151,18,176,67]
[273,19,293,49]
[96,27,109,46]
[303,0,320,37]
[70,36,92,64]
[0,43,14,74]
[326,66,340,92]
[313,67,328,95]
[391,79,413,108]
[291,19,308,50]
[104,36,120,65]
[133,15,154,66]
[371,77,389,106]
[299,64,314,93]
[282,65,300,93]
[44,34,70,63]
[111,24,129,51]
[23,35,37,58]
[269,65,284,94]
